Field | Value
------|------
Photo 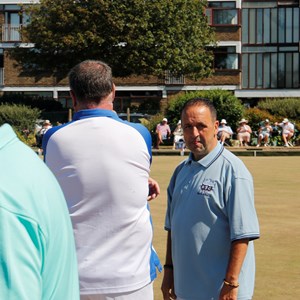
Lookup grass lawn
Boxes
[149,155,300,300]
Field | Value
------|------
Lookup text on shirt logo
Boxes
[198,179,216,195]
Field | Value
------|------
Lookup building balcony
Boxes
[164,71,185,85]
[1,25,22,42]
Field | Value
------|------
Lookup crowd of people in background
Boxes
[34,115,297,152]
[216,117,296,148]
[155,116,297,149]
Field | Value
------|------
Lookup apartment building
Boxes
[0,0,299,113]
[237,0,300,103]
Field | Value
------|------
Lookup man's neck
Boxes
[76,100,113,112]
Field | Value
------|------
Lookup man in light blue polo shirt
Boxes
[161,98,260,300]
[0,124,79,300]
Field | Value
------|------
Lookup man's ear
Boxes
[70,90,78,110]
[214,120,219,135]
[111,83,116,102]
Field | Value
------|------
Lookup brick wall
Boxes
[4,51,69,86]
[186,71,241,86]
[215,27,241,41]
[113,74,160,86]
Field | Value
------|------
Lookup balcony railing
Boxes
[165,71,185,85]
[2,25,22,42]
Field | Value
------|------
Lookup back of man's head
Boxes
[68,60,113,104]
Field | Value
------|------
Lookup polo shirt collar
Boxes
[0,124,17,151]
[188,142,224,168]
[73,108,119,121]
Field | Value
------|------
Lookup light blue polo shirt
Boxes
[165,142,260,300]
[0,124,79,300]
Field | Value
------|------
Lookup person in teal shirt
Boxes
[0,124,79,300]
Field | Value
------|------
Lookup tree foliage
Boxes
[11,0,215,78]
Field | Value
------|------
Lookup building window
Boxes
[206,2,240,26]
[2,5,30,42]
[0,49,3,85]
[114,91,162,115]
[242,6,299,44]
[242,51,299,89]
[213,46,239,70]
[242,2,300,89]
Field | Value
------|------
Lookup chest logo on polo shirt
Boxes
[198,178,216,195]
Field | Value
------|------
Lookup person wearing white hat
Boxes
[236,118,252,146]
[36,119,53,151]
[155,117,171,149]
[217,119,233,145]
[275,118,294,147]
[172,120,184,150]
[256,119,273,147]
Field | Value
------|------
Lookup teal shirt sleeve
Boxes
[0,207,45,300]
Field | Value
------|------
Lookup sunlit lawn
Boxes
[149,155,300,300]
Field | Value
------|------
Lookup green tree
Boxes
[12,0,215,78]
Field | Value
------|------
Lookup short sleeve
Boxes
[0,207,45,300]
[226,177,260,241]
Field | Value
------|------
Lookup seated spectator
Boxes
[236,118,252,146]
[275,118,294,147]
[36,119,52,149]
[172,120,184,150]
[217,119,233,145]
[155,117,171,149]
[256,119,273,147]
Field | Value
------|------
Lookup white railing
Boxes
[165,71,185,85]
[2,25,22,42]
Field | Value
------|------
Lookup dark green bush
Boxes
[244,108,277,131]
[257,98,300,121]
[0,104,41,146]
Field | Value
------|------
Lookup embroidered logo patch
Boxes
[198,178,216,195]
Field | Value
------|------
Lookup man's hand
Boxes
[148,177,160,201]
[161,269,176,300]
[219,283,238,300]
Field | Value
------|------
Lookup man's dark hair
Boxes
[181,97,217,121]
[68,60,113,103]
